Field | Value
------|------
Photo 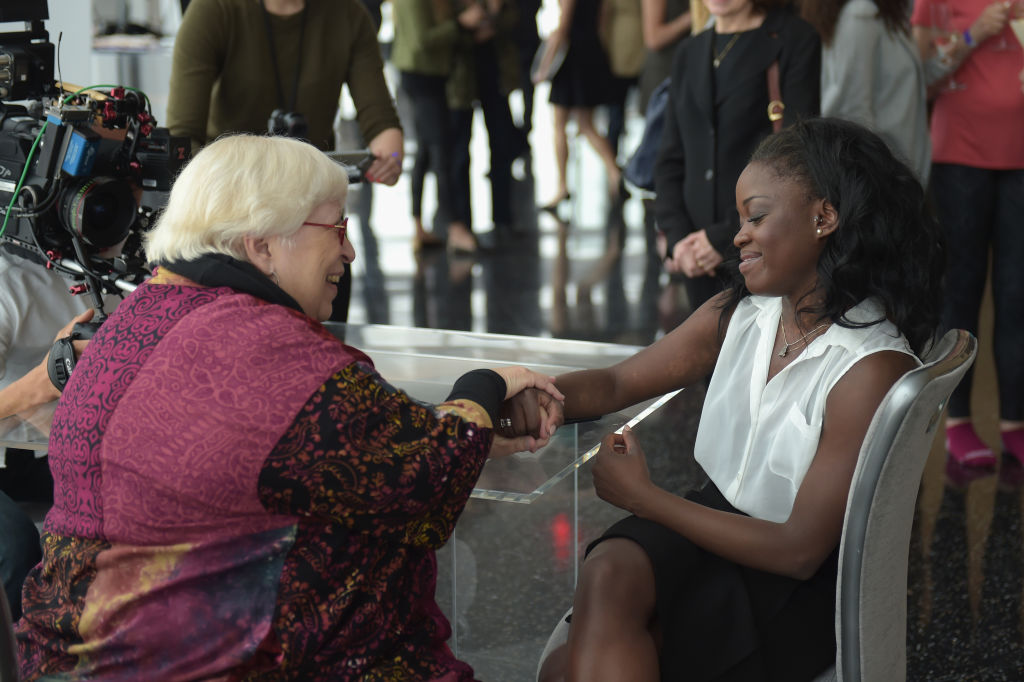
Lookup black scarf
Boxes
[157,253,304,314]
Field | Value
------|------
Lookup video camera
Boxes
[0,3,188,326]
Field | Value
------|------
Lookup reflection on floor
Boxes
[344,128,1022,679]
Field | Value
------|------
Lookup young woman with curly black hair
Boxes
[533,117,945,681]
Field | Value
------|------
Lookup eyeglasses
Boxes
[302,217,349,245]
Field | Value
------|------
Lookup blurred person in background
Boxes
[448,0,524,249]
[655,0,820,313]
[910,0,1024,470]
[536,0,625,213]
[801,0,931,185]
[601,0,646,158]
[392,0,481,254]
[638,0,692,111]
[167,0,403,322]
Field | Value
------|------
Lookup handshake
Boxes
[486,366,568,459]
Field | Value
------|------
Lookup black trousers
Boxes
[402,72,457,225]
[450,42,517,229]
[932,163,1024,420]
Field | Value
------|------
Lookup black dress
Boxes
[549,0,617,108]
[588,482,838,681]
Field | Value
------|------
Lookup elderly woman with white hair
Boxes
[15,135,562,681]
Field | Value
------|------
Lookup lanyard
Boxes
[260,0,308,112]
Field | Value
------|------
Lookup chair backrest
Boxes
[0,585,19,682]
[833,329,976,682]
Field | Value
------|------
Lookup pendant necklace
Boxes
[713,33,742,68]
[778,320,830,358]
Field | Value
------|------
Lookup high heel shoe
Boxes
[539,193,571,214]
[446,225,478,257]
[412,230,445,253]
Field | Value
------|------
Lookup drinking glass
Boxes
[1009,2,1024,51]
[931,2,967,91]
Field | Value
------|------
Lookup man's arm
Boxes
[0,309,93,420]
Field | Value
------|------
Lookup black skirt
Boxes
[586,483,838,681]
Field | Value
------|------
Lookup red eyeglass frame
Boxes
[302,217,349,245]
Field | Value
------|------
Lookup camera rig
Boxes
[0,9,188,331]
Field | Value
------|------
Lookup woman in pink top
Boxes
[911,0,1024,470]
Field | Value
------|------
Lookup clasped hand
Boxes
[489,367,565,458]
[665,230,723,278]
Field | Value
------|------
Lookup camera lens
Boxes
[58,177,137,249]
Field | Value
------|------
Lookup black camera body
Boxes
[0,11,188,311]
[267,108,308,140]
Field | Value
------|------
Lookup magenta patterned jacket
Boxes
[16,268,494,681]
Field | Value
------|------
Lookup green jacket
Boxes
[167,0,400,152]
[391,0,460,76]
[447,2,520,110]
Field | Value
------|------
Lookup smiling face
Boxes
[269,199,355,321]
[733,161,829,300]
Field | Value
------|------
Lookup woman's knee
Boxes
[578,538,655,607]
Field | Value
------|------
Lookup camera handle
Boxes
[46,320,97,393]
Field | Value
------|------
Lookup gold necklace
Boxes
[778,320,830,358]
[713,33,742,68]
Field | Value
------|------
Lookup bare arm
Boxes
[913,1,1011,95]
[555,292,729,420]
[641,0,691,51]
[0,309,93,420]
[594,349,917,579]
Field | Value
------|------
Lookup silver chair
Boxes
[538,329,977,682]
[1,585,18,682]
[817,328,976,681]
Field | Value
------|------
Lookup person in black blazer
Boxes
[654,0,820,311]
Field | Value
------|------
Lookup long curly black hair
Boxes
[718,117,945,356]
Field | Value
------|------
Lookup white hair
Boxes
[144,134,349,263]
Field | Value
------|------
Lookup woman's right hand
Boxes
[971,1,1011,44]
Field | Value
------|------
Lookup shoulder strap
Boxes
[766,60,784,133]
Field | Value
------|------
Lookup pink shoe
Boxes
[945,422,996,468]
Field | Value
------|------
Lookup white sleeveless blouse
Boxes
[694,296,918,523]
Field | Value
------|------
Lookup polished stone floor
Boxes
[341,93,1024,680]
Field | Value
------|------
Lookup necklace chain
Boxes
[713,33,742,68]
[778,320,830,358]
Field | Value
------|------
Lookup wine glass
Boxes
[931,2,967,91]
[986,0,1022,50]
[1009,1,1024,51]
